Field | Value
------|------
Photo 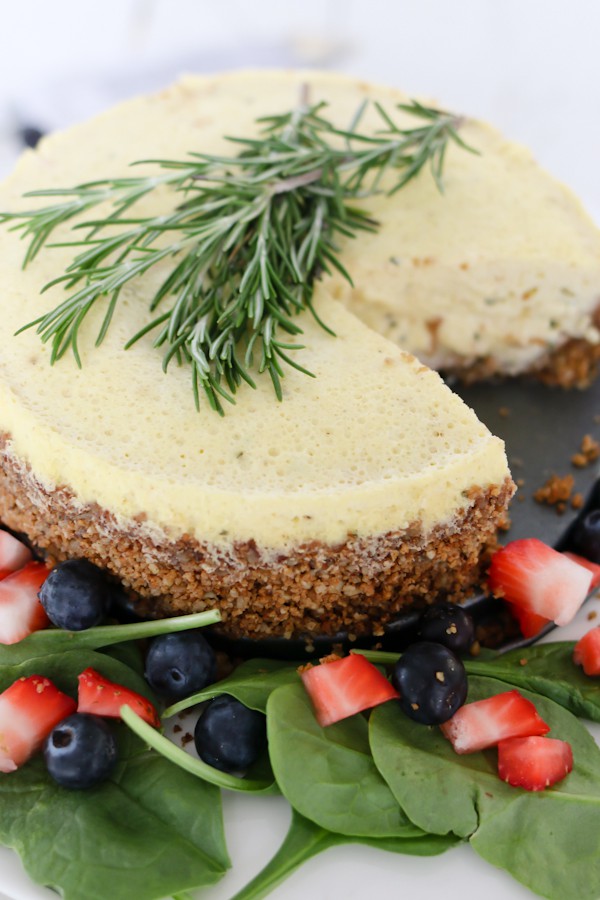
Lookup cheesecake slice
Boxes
[0,71,522,638]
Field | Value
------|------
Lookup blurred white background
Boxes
[0,0,599,216]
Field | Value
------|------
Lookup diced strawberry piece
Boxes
[573,626,600,676]
[0,675,76,772]
[0,562,50,645]
[77,667,160,728]
[300,654,399,728]
[440,689,550,754]
[488,538,592,626]
[563,552,600,590]
[498,736,573,791]
[505,601,551,639]
[0,531,32,581]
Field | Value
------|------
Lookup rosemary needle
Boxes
[0,98,474,414]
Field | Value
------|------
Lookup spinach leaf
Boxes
[0,751,229,900]
[370,675,600,900]
[266,682,422,839]
[122,705,277,794]
[103,640,146,676]
[11,609,220,655]
[464,642,600,721]
[231,809,458,900]
[164,657,300,718]
[0,647,230,899]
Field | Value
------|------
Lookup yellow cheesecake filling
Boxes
[0,70,534,550]
[0,288,509,548]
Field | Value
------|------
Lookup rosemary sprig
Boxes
[0,98,473,414]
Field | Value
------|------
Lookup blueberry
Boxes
[145,632,217,700]
[39,559,111,630]
[108,587,147,624]
[417,602,475,654]
[391,641,468,725]
[18,125,45,148]
[194,695,266,773]
[570,510,600,563]
[44,713,118,789]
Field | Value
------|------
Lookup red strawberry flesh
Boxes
[489,538,592,626]
[0,531,32,581]
[505,601,550,639]
[498,735,573,791]
[573,626,600,676]
[0,675,76,772]
[77,667,160,728]
[0,561,50,645]
[440,689,550,754]
[300,654,399,727]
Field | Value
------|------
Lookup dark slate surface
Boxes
[457,379,600,546]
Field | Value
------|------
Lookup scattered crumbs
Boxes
[348,633,357,642]
[516,478,526,488]
[534,473,575,514]
[517,495,526,503]
[236,451,244,459]
[469,641,481,657]
[519,658,528,667]
[411,702,420,710]
[572,492,584,510]
[446,623,458,635]
[172,724,182,734]
[509,456,525,469]
[304,641,315,655]
[588,610,598,621]
[498,406,511,418]
[373,625,385,637]
[571,434,600,468]
[181,733,193,746]
[388,255,401,266]
[319,652,342,665]
[435,671,445,683]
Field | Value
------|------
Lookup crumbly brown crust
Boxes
[448,334,600,388]
[0,437,514,639]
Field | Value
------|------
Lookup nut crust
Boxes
[449,334,600,389]
[0,437,514,639]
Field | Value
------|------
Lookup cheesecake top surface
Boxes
[0,70,510,548]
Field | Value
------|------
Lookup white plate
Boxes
[1,594,600,900]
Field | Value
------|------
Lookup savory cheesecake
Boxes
[7,67,589,639]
